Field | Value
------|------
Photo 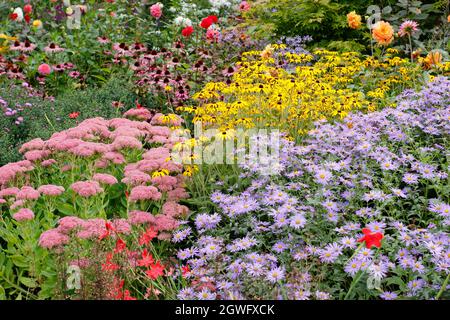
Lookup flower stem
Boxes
[436,273,449,300]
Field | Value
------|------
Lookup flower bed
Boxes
[177,77,450,300]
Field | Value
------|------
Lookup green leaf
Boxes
[19,277,37,288]
[11,255,29,268]
[56,202,75,216]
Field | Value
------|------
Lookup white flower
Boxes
[13,7,24,22]
[174,16,192,27]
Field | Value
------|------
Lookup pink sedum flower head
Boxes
[93,173,118,185]
[38,184,65,196]
[39,229,70,249]
[38,63,52,76]
[129,185,162,202]
[71,180,103,197]
[13,208,34,221]
[17,186,40,200]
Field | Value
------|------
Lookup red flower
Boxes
[24,14,31,24]
[200,16,214,29]
[9,13,18,21]
[69,112,80,119]
[102,252,119,271]
[181,264,190,277]
[23,5,32,14]
[139,227,158,245]
[114,238,127,253]
[137,249,154,267]
[209,15,218,23]
[181,26,194,37]
[123,290,136,300]
[99,221,115,240]
[357,228,384,249]
[135,100,143,109]
[145,261,164,280]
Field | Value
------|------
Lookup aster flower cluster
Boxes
[177,77,450,300]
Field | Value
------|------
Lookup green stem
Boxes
[436,273,449,300]
[344,270,366,300]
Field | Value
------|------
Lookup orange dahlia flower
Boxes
[347,11,362,29]
[372,21,394,46]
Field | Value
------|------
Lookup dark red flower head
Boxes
[357,228,383,249]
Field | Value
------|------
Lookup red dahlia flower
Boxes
[182,26,194,37]
[200,16,214,29]
[357,228,383,248]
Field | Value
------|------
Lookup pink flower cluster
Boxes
[71,180,104,197]
[0,108,190,254]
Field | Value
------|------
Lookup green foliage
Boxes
[0,76,157,166]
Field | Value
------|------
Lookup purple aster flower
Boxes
[315,169,333,185]
[345,258,362,276]
[403,173,419,184]
[266,267,285,283]
[177,288,195,300]
[380,291,398,300]
[294,288,311,300]
[341,236,357,249]
[289,213,307,229]
[366,221,386,233]
[172,227,192,243]
[391,188,408,198]
[407,279,426,294]
[197,288,217,300]
[315,290,331,300]
[272,241,288,253]
[247,262,265,277]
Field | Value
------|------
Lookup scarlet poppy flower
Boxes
[24,14,31,24]
[69,112,80,119]
[145,261,164,280]
[137,249,154,267]
[9,13,18,21]
[357,228,383,248]
[182,26,194,37]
